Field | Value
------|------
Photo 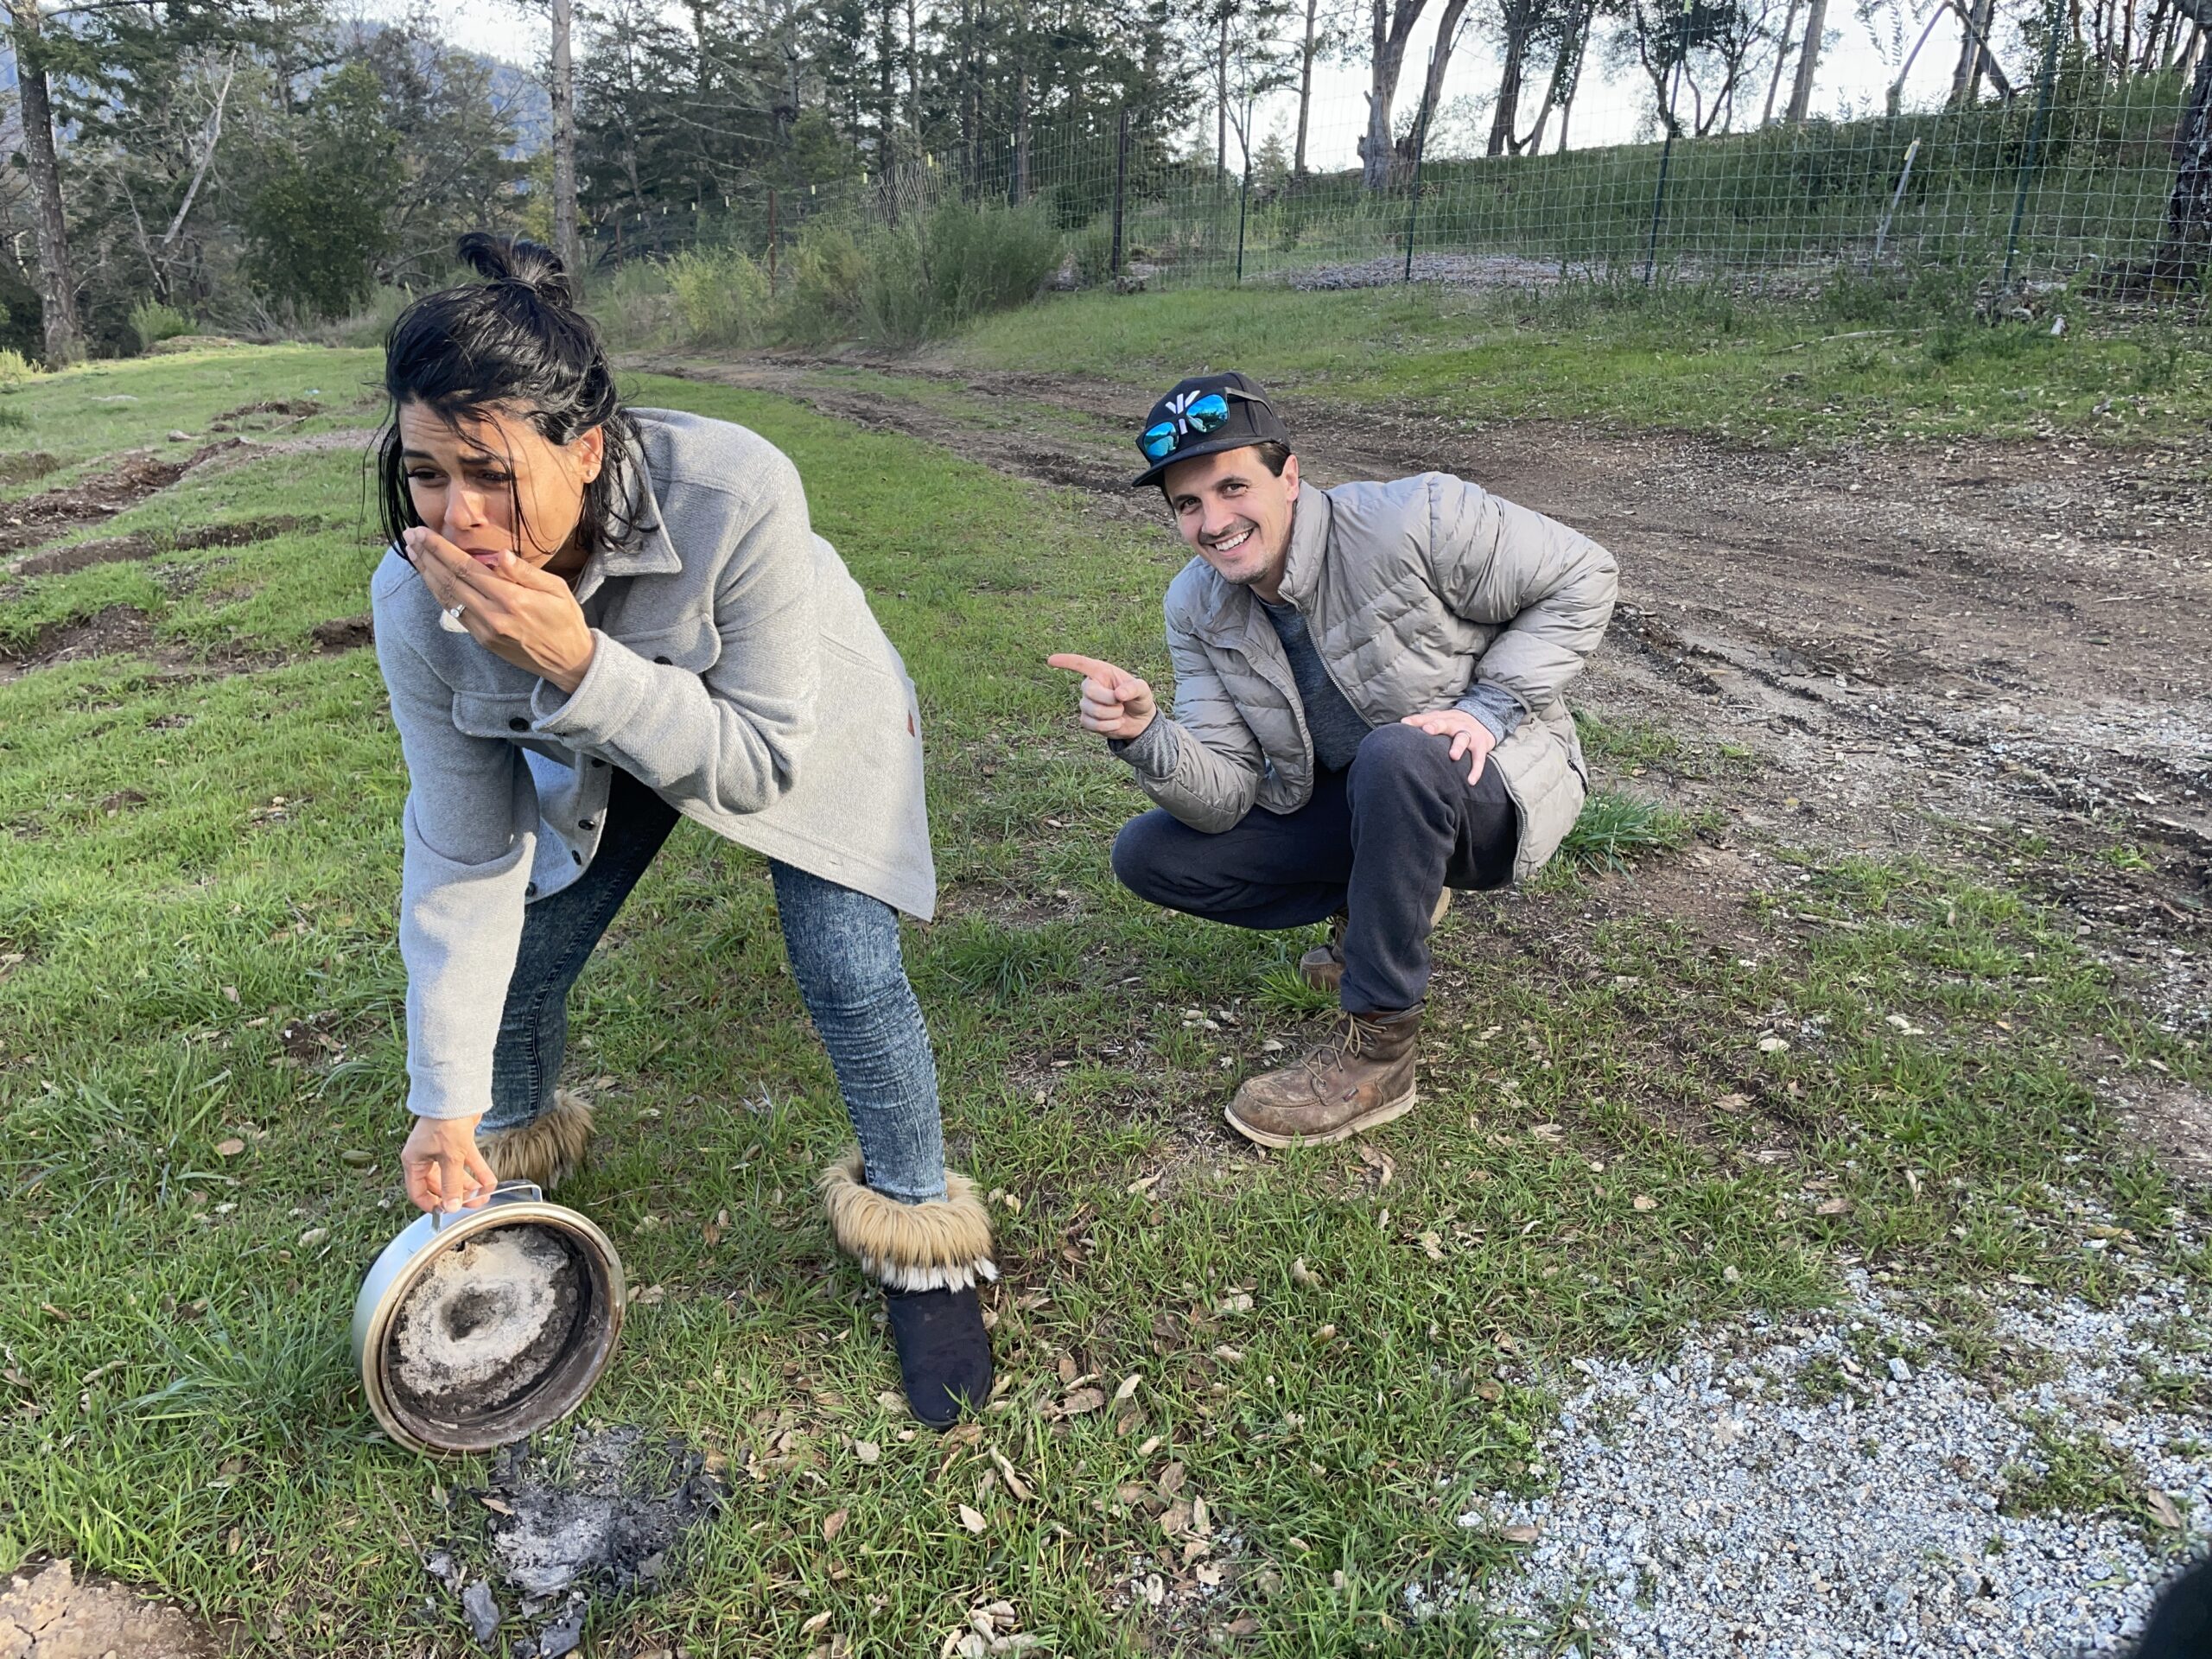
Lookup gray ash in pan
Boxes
[386,1224,586,1421]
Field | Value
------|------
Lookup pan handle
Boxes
[428,1179,547,1233]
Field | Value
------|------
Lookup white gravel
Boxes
[1426,1264,2212,1656]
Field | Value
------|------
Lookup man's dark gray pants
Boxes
[1109,721,1519,1015]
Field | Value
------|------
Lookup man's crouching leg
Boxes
[1228,724,1508,1147]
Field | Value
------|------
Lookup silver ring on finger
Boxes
[438,601,467,633]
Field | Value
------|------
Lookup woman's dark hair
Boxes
[377,232,646,562]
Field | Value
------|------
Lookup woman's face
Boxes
[397,400,605,573]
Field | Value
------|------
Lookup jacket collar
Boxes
[1274,483,1332,609]
[575,429,681,598]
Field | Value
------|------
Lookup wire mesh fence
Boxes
[583,29,2211,321]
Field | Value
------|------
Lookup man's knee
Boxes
[1110,811,1183,905]
[1350,721,1457,793]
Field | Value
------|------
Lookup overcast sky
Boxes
[371,0,1981,168]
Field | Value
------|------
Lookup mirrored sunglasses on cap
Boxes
[1140,386,1274,462]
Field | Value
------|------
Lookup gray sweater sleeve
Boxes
[374,605,537,1122]
[529,454,820,817]
[1454,680,1526,743]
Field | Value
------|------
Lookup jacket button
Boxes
[525,883,537,899]
[508,716,528,731]
[652,655,671,665]
[572,849,583,864]
[578,818,594,830]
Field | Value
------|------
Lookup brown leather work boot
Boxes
[1224,1008,1421,1147]
[1297,891,1454,998]
[1298,913,1349,995]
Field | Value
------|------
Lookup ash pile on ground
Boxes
[423,1425,724,1656]
[1433,1262,2211,1656]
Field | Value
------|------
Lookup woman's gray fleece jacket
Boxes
[371,409,933,1122]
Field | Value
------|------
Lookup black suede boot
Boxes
[883,1285,995,1429]
[819,1150,999,1432]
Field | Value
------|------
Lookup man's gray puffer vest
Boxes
[1122,471,1618,883]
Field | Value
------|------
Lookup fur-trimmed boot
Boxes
[477,1089,595,1193]
[820,1151,995,1430]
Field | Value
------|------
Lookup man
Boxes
[1049,372,1617,1148]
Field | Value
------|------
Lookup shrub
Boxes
[587,259,677,352]
[856,200,1064,349]
[664,246,772,348]
[128,299,195,355]
[779,226,868,342]
[0,347,40,388]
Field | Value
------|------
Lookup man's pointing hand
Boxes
[1047,653,1158,741]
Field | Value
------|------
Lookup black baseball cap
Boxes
[1130,371,1292,488]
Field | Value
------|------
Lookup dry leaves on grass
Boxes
[957,1503,988,1535]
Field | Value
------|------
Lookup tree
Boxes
[1783,0,1826,121]
[5,0,86,362]
[1293,0,1359,175]
[2150,0,2212,283]
[1361,0,1433,188]
[245,61,400,316]
[339,14,527,285]
[550,0,579,272]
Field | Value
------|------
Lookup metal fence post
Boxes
[1236,160,1251,283]
[1643,0,1695,286]
[1998,0,2069,306]
[1401,105,1432,283]
[1111,105,1128,279]
[1871,135,1921,267]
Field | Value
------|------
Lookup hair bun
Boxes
[456,232,575,309]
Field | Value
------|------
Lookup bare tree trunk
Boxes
[1294,0,1319,175]
[550,0,581,275]
[1217,10,1230,183]
[1522,17,1582,152]
[1013,67,1031,203]
[1406,0,1471,156]
[905,0,921,145]
[9,0,82,365]
[1762,0,1800,123]
[1785,0,1827,123]
[1487,6,1530,154]
[1363,0,1429,190]
[2152,2,2212,283]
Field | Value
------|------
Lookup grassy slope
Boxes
[0,350,2201,1656]
[949,283,2212,449]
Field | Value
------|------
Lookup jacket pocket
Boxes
[452,690,539,739]
[1494,723,1587,883]
[620,613,721,673]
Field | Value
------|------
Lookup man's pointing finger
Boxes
[1046,652,1124,683]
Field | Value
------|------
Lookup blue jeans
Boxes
[1110,723,1518,1015]
[486,768,948,1204]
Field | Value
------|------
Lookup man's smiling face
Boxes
[1161,445,1301,594]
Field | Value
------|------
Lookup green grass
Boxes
[949,282,2212,448]
[1,349,2204,1655]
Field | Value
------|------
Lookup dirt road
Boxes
[628,352,2211,1174]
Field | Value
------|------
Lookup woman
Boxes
[371,232,993,1428]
